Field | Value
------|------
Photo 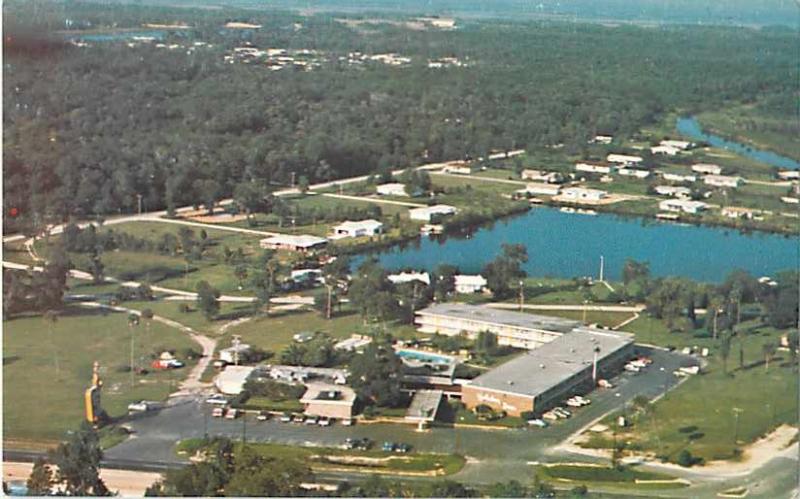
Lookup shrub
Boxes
[141,308,154,319]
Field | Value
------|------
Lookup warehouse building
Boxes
[461,328,634,416]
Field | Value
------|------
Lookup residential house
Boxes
[376,183,408,197]
[454,274,488,294]
[692,163,723,175]
[575,161,613,174]
[331,219,384,238]
[661,172,697,183]
[606,154,643,165]
[654,185,692,198]
[704,174,743,189]
[408,205,457,222]
[659,199,708,214]
[259,234,328,252]
[560,187,607,202]
[617,168,651,179]
[388,271,431,286]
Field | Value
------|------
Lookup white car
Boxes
[205,394,228,405]
[566,398,583,408]
[597,379,613,388]
[305,415,319,425]
[527,418,548,428]
[318,417,331,427]
[624,363,640,373]
[341,417,354,426]
[542,411,559,421]
[127,401,151,413]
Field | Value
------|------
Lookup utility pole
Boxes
[592,346,600,384]
[733,407,743,445]
[326,284,333,320]
[518,280,524,311]
[232,335,242,366]
[291,171,296,187]
[136,193,143,215]
[583,300,588,323]
[599,255,605,282]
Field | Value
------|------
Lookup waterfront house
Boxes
[560,187,607,202]
[617,168,651,179]
[662,172,697,183]
[331,219,383,238]
[454,274,488,294]
[650,145,681,156]
[654,185,692,198]
[659,199,708,214]
[777,170,800,180]
[721,206,758,219]
[517,183,561,197]
[388,271,431,286]
[408,204,457,222]
[575,161,613,174]
[259,234,328,252]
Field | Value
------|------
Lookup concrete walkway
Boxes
[484,302,646,313]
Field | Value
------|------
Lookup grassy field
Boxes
[3,307,198,442]
[176,439,466,476]
[535,464,685,490]
[582,325,798,463]
[124,300,254,334]
[696,106,800,161]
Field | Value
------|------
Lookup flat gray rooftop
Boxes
[467,327,634,399]
[416,303,581,334]
[405,390,444,422]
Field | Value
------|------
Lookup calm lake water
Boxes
[677,116,799,170]
[366,207,798,282]
[66,30,167,42]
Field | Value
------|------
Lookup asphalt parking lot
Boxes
[106,346,695,481]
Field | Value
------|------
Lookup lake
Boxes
[65,30,167,42]
[365,207,798,283]
[677,116,799,170]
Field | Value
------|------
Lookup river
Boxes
[366,207,797,282]
[676,116,799,170]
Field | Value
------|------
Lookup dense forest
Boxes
[3,1,796,234]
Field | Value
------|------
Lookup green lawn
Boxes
[535,464,685,489]
[3,307,198,442]
[124,300,254,335]
[583,325,798,464]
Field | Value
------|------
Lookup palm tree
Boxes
[43,310,60,376]
[719,331,732,375]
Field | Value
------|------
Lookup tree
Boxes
[719,331,732,375]
[349,334,405,407]
[48,423,110,496]
[433,264,458,301]
[486,480,528,497]
[225,447,311,496]
[233,264,248,290]
[89,247,104,284]
[481,244,528,299]
[196,280,220,320]
[348,259,399,322]
[26,458,53,496]
[622,259,650,286]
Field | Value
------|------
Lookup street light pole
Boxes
[733,407,743,445]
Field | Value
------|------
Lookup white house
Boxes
[575,162,613,174]
[260,234,328,252]
[692,163,723,175]
[781,196,800,204]
[704,174,743,188]
[659,139,693,150]
[290,268,323,284]
[454,274,488,294]
[442,163,474,175]
[560,187,607,202]
[408,204,457,222]
[521,169,561,183]
[591,135,613,145]
[607,154,643,165]
[777,170,800,180]
[721,206,758,219]
[617,168,651,179]
[376,183,408,197]
[659,199,708,214]
[518,183,561,197]
[388,271,431,286]
[650,145,681,156]
[332,219,383,238]
[654,185,692,198]
[662,172,697,183]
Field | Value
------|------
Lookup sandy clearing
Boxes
[3,462,161,496]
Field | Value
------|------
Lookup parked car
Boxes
[343,438,356,450]
[341,417,354,426]
[394,443,411,453]
[206,394,228,405]
[279,412,292,423]
[127,401,152,413]
[305,415,319,425]
[382,441,396,452]
[624,363,640,373]
[292,414,305,424]
[553,407,571,418]
[527,418,548,428]
[566,398,583,408]
[212,407,225,418]
[597,379,613,388]
[225,408,239,419]
[542,411,559,421]
[256,411,269,421]
[345,438,371,450]
[318,417,331,427]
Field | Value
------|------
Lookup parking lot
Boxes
[106,347,694,483]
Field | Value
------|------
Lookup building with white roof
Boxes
[260,234,328,252]
[214,365,255,395]
[654,185,692,198]
[517,183,561,197]
[659,199,708,214]
[617,168,651,179]
[777,170,800,180]
[704,174,743,189]
[660,139,693,150]
[300,383,357,419]
[661,172,697,183]
[591,135,613,144]
[521,169,562,183]
[721,206,759,219]
[692,163,723,175]
[219,344,252,365]
[607,154,643,165]
[650,145,681,156]
[376,183,408,197]
[388,271,431,286]
[331,219,383,238]
[575,162,613,174]
[408,205,457,222]
[560,187,607,202]
[454,274,488,294]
